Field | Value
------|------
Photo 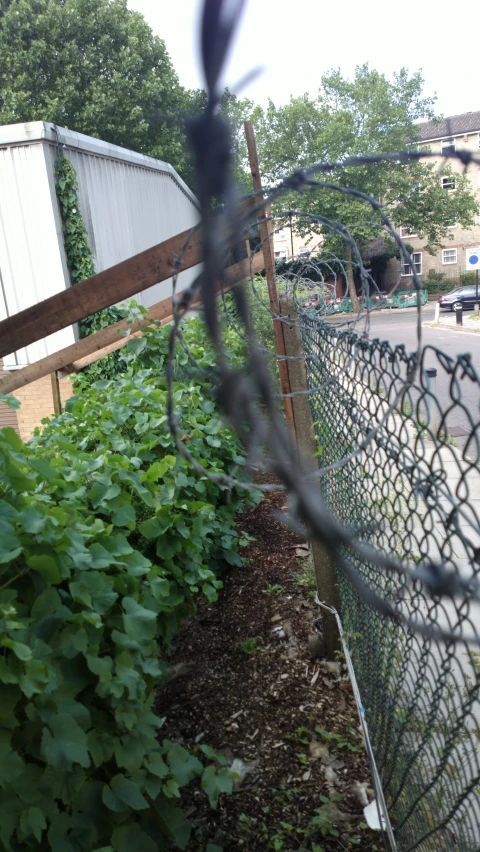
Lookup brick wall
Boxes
[0,359,20,432]
[12,374,74,441]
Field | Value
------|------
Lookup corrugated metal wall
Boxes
[0,143,74,366]
[45,144,200,309]
[0,124,200,369]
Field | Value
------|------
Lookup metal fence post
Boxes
[280,297,340,660]
[425,366,439,436]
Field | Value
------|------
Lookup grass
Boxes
[262,582,284,597]
[236,637,259,656]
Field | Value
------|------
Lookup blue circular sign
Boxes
[469,254,479,265]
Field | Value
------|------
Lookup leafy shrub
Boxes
[460,271,480,287]
[0,318,259,850]
[424,270,458,294]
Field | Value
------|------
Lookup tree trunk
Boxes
[344,241,360,313]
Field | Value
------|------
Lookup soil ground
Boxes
[156,479,384,852]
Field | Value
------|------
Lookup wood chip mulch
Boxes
[156,480,384,851]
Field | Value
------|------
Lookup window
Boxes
[442,248,457,265]
[278,229,287,240]
[274,249,288,261]
[298,247,309,257]
[441,175,456,191]
[441,138,456,155]
[401,252,422,276]
[400,226,418,238]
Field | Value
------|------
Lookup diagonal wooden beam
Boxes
[0,253,263,395]
[0,226,201,359]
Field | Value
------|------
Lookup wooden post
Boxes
[50,372,62,415]
[244,119,296,434]
[280,297,340,659]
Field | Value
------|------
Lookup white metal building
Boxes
[0,121,200,368]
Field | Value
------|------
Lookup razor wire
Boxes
[159,0,480,848]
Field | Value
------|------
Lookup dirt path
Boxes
[156,485,383,851]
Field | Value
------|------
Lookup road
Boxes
[328,304,480,436]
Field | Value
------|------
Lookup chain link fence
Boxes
[299,309,480,851]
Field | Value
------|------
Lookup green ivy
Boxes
[54,156,127,386]
[0,317,260,850]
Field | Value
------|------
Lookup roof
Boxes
[0,121,198,207]
[418,111,480,142]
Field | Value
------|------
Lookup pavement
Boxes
[325,302,480,439]
[423,310,480,335]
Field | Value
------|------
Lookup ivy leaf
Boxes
[112,823,156,852]
[87,730,115,767]
[122,598,157,642]
[19,659,49,697]
[111,503,136,528]
[0,744,24,784]
[114,734,146,774]
[0,533,22,563]
[41,713,90,770]
[201,765,234,807]
[145,752,169,778]
[19,806,47,843]
[88,481,121,508]
[27,554,61,585]
[17,507,47,534]
[167,743,203,787]
[1,639,32,661]
[109,774,149,810]
[143,456,176,483]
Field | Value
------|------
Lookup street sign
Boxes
[466,247,480,269]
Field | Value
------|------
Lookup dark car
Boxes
[438,285,480,311]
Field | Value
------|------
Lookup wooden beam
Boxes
[0,253,264,395]
[0,225,201,360]
[65,331,144,373]
[50,372,62,415]
[244,119,296,435]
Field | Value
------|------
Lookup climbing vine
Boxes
[54,155,127,385]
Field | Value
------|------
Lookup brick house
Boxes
[386,111,480,289]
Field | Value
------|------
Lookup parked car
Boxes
[438,286,480,311]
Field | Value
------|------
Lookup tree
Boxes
[0,0,189,174]
[185,87,263,193]
[252,66,479,309]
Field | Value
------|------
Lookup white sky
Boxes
[128,0,478,118]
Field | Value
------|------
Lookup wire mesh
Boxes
[300,310,480,851]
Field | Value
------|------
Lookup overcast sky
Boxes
[128,0,478,119]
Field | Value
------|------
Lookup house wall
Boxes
[391,130,480,287]
[272,222,322,261]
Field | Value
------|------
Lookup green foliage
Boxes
[0,0,188,175]
[54,155,127,386]
[55,157,95,285]
[0,317,257,850]
[236,638,259,655]
[262,582,283,597]
[253,65,478,258]
[460,271,480,286]
[424,270,458,294]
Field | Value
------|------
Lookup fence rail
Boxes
[299,309,480,851]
